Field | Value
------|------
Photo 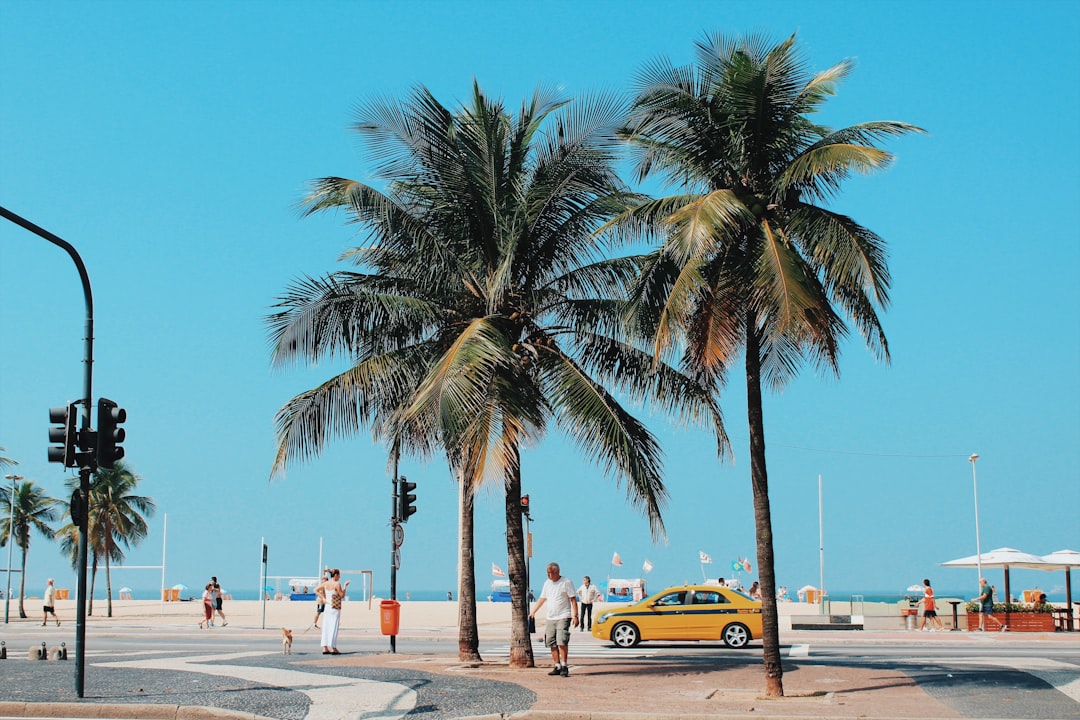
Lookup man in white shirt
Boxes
[576,576,601,631]
[529,562,578,677]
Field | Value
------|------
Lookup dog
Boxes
[281,627,293,655]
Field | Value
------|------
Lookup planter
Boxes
[965,612,1055,632]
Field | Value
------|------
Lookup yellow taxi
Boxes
[592,584,762,648]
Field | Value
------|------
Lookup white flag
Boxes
[612,551,623,566]
[491,562,505,577]
[699,550,712,564]
[642,559,654,573]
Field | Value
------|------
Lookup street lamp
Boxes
[3,473,21,624]
[968,454,982,583]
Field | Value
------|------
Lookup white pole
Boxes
[318,537,324,579]
[3,474,19,624]
[160,514,168,612]
[969,454,982,583]
[818,474,825,614]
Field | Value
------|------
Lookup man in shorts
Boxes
[529,562,578,677]
[311,568,330,630]
[919,578,944,631]
[42,578,60,626]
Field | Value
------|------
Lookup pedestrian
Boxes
[748,581,762,600]
[42,578,60,626]
[919,578,944,631]
[198,582,214,629]
[311,568,330,630]
[529,562,578,677]
[576,576,601,631]
[211,576,228,627]
[974,577,1003,631]
[447,590,452,601]
[317,568,349,654]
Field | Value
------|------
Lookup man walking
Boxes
[529,562,578,677]
[919,578,944,632]
[576,576,601,631]
[42,578,60,626]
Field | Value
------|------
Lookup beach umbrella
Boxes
[171,583,189,591]
[905,584,924,594]
[118,586,132,593]
[1037,549,1080,622]
[941,547,1050,625]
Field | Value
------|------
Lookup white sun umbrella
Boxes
[1038,550,1080,617]
[941,547,1050,621]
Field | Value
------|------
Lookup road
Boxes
[0,622,1077,719]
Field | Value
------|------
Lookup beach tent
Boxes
[941,547,1049,624]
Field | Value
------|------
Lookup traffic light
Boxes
[48,403,78,467]
[520,494,531,516]
[398,476,417,523]
[96,397,127,469]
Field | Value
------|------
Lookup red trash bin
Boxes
[380,600,400,635]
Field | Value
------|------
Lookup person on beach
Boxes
[529,561,578,677]
[211,576,228,626]
[317,568,349,654]
[919,578,944,631]
[42,578,60,626]
[975,577,1003,631]
[311,568,330,629]
[576,576,601,631]
[199,582,214,629]
[748,581,762,600]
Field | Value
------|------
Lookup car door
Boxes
[644,590,689,640]
[683,589,729,638]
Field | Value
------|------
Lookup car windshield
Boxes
[653,591,687,606]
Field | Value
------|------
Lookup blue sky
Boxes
[2,0,1078,602]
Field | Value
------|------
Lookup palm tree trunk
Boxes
[745,317,784,697]
[105,540,113,618]
[505,445,534,668]
[457,465,481,662]
[18,544,27,619]
[89,555,98,616]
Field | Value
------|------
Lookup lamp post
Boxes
[3,473,21,624]
[968,454,981,582]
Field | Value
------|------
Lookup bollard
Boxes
[1,640,6,660]
[29,642,47,660]
[60,642,68,660]
[51,646,64,661]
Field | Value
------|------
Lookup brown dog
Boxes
[281,627,293,654]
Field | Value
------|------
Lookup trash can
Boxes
[380,600,400,636]
[900,600,918,630]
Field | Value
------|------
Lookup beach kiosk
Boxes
[288,578,320,601]
[606,578,646,602]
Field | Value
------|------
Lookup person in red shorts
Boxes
[919,578,944,631]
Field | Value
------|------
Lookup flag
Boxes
[699,551,712,564]
[642,559,654,573]
[491,562,505,577]
[742,558,752,573]
[732,560,743,572]
[611,552,623,566]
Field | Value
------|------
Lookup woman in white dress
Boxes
[318,569,349,654]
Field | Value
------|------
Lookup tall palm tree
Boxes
[269,83,724,667]
[0,478,59,618]
[619,33,922,695]
[84,461,155,617]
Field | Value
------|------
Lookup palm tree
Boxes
[269,83,724,667]
[0,478,59,618]
[83,461,155,617]
[619,33,922,695]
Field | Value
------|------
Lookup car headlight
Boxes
[597,613,613,624]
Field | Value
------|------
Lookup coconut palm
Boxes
[84,461,155,617]
[269,83,724,667]
[0,478,59,618]
[619,33,923,695]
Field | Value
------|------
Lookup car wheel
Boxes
[721,622,750,648]
[611,622,640,648]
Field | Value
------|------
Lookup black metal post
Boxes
[0,206,94,697]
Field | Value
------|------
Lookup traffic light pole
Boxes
[389,442,399,654]
[0,206,94,698]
